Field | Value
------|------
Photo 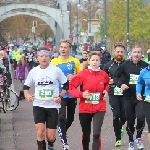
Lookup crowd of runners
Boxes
[0,40,150,150]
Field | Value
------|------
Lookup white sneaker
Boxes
[63,144,69,150]
[135,138,144,149]
[128,142,134,150]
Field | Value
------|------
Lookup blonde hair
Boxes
[82,51,101,70]
[60,39,72,48]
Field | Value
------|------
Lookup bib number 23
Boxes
[39,89,54,99]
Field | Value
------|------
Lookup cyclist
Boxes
[23,47,69,150]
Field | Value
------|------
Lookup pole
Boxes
[69,2,72,34]
[104,0,107,46]
[77,4,79,49]
[126,0,130,52]
[88,0,92,46]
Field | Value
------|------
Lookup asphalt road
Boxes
[0,61,150,150]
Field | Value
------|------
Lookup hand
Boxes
[67,74,74,81]
[137,94,142,101]
[83,90,92,99]
[54,96,61,104]
[121,84,129,90]
[109,77,114,84]
[103,90,108,99]
[25,93,34,102]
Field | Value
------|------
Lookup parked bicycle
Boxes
[0,74,19,113]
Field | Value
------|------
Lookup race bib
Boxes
[85,93,100,104]
[129,74,139,84]
[38,89,54,100]
[114,86,123,95]
[144,96,150,103]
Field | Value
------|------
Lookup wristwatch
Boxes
[59,95,63,100]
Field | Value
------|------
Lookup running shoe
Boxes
[128,142,134,150]
[115,140,122,147]
[47,146,54,150]
[135,138,144,149]
[63,144,69,150]
[121,127,125,138]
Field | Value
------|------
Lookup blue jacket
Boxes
[136,67,150,96]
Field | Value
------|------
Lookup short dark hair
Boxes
[114,42,125,50]
[37,47,49,51]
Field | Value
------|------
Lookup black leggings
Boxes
[109,95,126,141]
[79,112,105,150]
[58,98,77,146]
[143,101,150,133]
[124,96,145,142]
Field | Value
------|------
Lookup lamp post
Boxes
[60,2,71,39]
[126,0,130,52]
[76,1,81,50]
[104,0,107,46]
[88,0,92,47]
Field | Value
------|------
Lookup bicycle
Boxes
[0,74,19,113]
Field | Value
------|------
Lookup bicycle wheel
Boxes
[6,87,19,111]
[1,93,7,113]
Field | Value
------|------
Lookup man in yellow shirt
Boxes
[51,39,80,150]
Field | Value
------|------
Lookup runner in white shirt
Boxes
[23,47,69,150]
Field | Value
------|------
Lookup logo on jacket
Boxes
[67,63,72,70]
[37,76,53,85]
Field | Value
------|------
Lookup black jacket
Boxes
[103,58,125,95]
[3,57,9,71]
[101,50,111,66]
[113,60,148,97]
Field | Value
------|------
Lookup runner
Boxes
[114,46,148,150]
[23,47,69,150]
[103,42,126,147]
[51,39,80,150]
[136,64,150,146]
[69,51,109,150]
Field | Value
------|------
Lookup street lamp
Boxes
[104,0,107,47]
[88,0,92,47]
[126,0,130,52]
[76,1,81,50]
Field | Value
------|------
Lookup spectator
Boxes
[100,46,111,69]
[72,43,77,54]
[83,43,88,51]
[147,49,150,63]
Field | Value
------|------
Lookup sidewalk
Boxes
[0,111,16,150]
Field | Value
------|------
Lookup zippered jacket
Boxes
[103,58,125,95]
[114,60,148,97]
[69,69,109,113]
[136,67,150,96]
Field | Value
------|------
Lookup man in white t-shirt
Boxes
[23,47,69,150]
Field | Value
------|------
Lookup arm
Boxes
[57,68,68,97]
[69,72,84,98]
[75,59,81,73]
[136,72,144,95]
[104,72,110,92]
[113,63,125,87]
[23,71,34,102]
[103,63,109,74]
